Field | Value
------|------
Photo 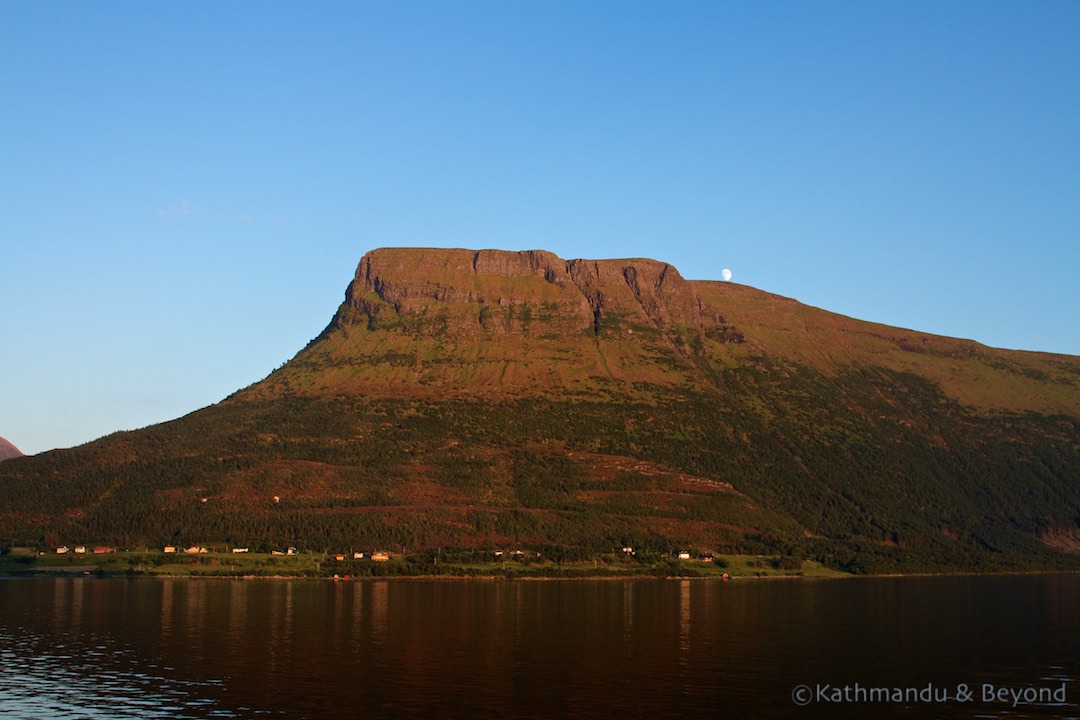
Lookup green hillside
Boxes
[2,248,1078,574]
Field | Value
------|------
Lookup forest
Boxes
[2,356,1078,576]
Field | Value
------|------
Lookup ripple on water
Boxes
[0,630,237,720]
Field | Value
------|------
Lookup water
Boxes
[0,575,1077,719]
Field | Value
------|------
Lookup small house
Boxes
[677,552,691,560]
[232,548,249,554]
[56,546,70,554]
[163,546,177,554]
[353,552,364,559]
[93,547,114,554]
[74,546,87,554]
[371,552,390,562]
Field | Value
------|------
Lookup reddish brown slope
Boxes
[244,247,1079,416]
[0,436,23,462]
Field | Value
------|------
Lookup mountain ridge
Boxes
[245,247,1078,416]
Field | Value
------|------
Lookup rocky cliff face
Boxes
[343,248,711,339]
[0,437,22,462]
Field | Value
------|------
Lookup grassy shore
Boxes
[0,547,849,580]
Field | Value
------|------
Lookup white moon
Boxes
[721,268,733,282]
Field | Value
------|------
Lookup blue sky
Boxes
[2,1,1078,455]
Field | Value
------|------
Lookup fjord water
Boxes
[0,576,1077,719]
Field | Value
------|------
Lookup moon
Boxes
[721,268,733,282]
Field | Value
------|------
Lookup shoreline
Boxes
[4,567,1080,582]
[5,548,1078,582]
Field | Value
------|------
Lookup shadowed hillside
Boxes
[2,248,1078,573]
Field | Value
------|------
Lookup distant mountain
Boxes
[1,248,1078,573]
[0,437,22,462]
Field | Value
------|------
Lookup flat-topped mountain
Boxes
[244,248,741,400]
[0,437,21,462]
[2,248,1078,573]
[249,248,1078,415]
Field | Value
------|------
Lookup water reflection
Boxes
[1,581,232,719]
[0,576,1078,719]
[679,578,691,659]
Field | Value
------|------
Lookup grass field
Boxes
[0,548,850,580]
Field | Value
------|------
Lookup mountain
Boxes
[1,248,1078,573]
[0,437,22,462]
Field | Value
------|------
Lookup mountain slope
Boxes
[248,248,1078,414]
[1,248,1078,572]
[0,437,22,462]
